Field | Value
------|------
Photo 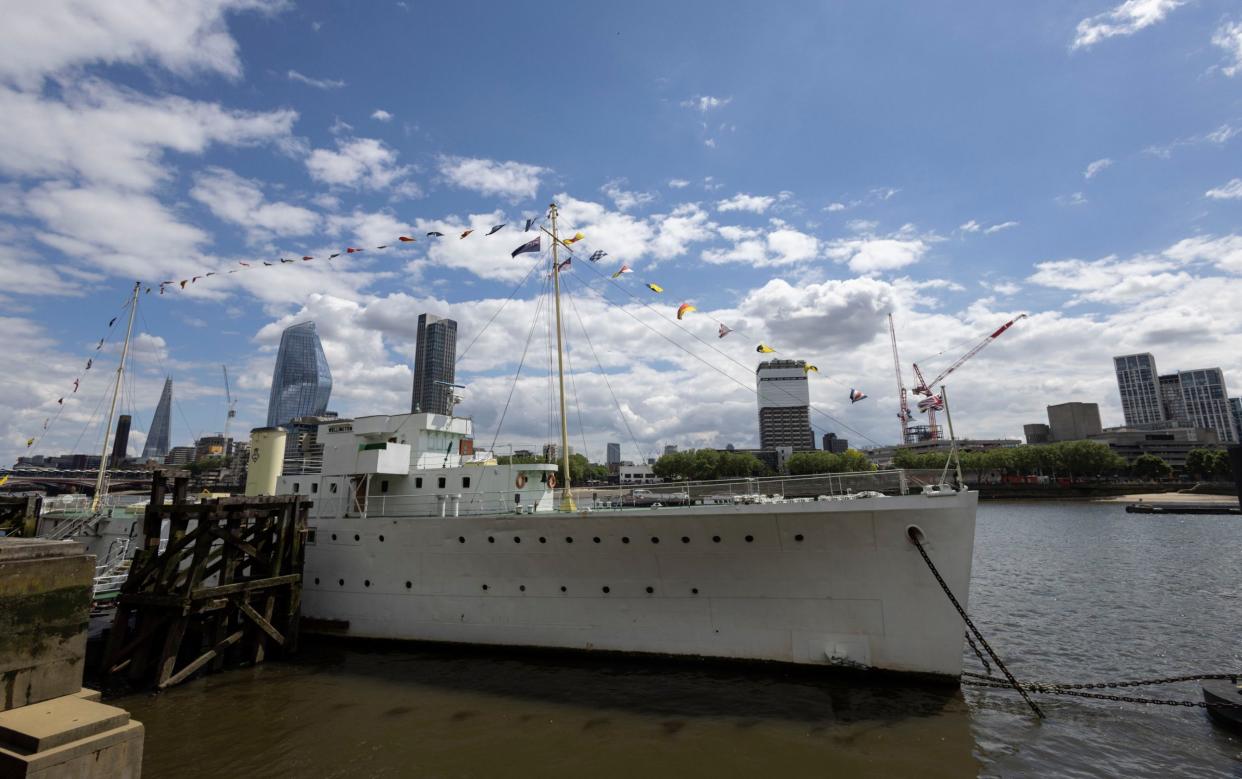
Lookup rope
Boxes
[455,252,545,367]
[486,274,550,455]
[909,531,1045,720]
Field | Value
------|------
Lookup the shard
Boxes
[266,322,333,428]
[141,377,173,461]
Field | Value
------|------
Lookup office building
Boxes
[1232,398,1242,444]
[1158,374,1187,424]
[164,446,195,466]
[822,432,849,454]
[410,313,458,415]
[1113,354,1164,426]
[606,442,621,467]
[1047,402,1103,442]
[266,322,333,428]
[663,444,678,456]
[756,359,815,451]
[1176,368,1236,444]
[110,414,131,464]
[141,377,173,461]
[1090,426,1220,471]
[194,435,232,462]
[1023,423,1050,445]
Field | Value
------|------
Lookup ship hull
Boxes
[301,489,977,678]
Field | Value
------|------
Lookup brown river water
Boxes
[116,502,1242,778]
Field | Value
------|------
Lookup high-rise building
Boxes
[1113,354,1164,426]
[110,414,131,464]
[194,435,232,461]
[1158,374,1187,424]
[606,442,621,466]
[822,432,849,453]
[756,359,815,451]
[410,313,458,415]
[1177,368,1236,444]
[1231,398,1242,444]
[663,444,678,456]
[266,322,333,428]
[142,377,173,461]
[164,446,195,466]
[1046,402,1103,442]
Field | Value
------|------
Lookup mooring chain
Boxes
[909,532,1045,720]
[962,670,1239,690]
[961,679,1242,709]
[964,631,992,676]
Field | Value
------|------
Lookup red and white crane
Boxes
[910,314,1027,441]
[888,313,914,445]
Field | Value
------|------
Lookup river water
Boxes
[117,501,1241,778]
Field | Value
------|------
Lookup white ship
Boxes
[273,204,979,678]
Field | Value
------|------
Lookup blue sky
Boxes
[3,0,1242,466]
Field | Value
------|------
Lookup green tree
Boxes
[1052,440,1125,481]
[652,451,696,481]
[786,451,842,475]
[1130,454,1172,481]
[837,449,875,473]
[1184,448,1230,480]
[715,451,768,478]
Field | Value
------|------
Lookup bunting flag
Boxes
[57,397,64,405]
[42,419,48,429]
[0,474,8,486]
[427,231,445,237]
[524,218,536,231]
[898,409,914,422]
[849,389,868,403]
[302,256,313,261]
[611,264,633,278]
[486,224,505,235]
[108,317,117,327]
[589,250,607,262]
[239,262,250,267]
[460,230,474,239]
[563,232,585,245]
[72,379,79,392]
[263,261,274,266]
[557,258,572,272]
[511,237,540,258]
[399,236,416,242]
[756,344,775,353]
[345,248,361,254]
[803,364,819,374]
[918,394,944,412]
[646,283,664,293]
[676,303,696,320]
[179,280,187,289]
[95,339,103,350]
[718,324,733,338]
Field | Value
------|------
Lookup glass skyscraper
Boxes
[266,322,333,428]
[141,377,173,461]
[411,313,458,415]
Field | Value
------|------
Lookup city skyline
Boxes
[140,378,173,462]
[3,2,1242,467]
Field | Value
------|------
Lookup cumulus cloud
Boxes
[1072,0,1183,50]
[437,156,547,203]
[681,95,731,112]
[190,167,319,241]
[702,223,819,267]
[601,178,656,211]
[286,69,344,89]
[1214,20,1242,77]
[667,179,690,189]
[1205,178,1242,200]
[1084,158,1113,179]
[716,193,776,213]
[371,109,393,121]
[306,137,415,193]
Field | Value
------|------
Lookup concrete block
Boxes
[0,693,143,779]
[0,539,93,713]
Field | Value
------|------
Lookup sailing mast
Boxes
[91,281,141,512]
[548,203,576,511]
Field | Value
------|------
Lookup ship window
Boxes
[539,537,546,543]
[646,587,654,594]
[314,577,320,585]
[307,529,317,544]
[330,483,338,494]
[438,477,446,488]
[712,536,721,543]
[482,584,489,591]
[651,537,659,544]
[338,579,344,586]
[380,480,389,493]
[364,579,371,588]
[488,536,495,543]
[622,537,630,544]
[462,476,471,488]
[745,535,754,543]
[593,537,601,544]
[692,588,699,595]
[795,534,804,542]
[293,482,300,493]
[416,477,423,488]
[566,537,574,543]
[458,536,465,543]
[405,581,412,589]
[560,586,567,592]
[520,585,526,592]
[515,493,521,504]
[311,483,318,494]
[681,536,689,544]
[602,586,610,594]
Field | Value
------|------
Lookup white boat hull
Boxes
[301,490,977,677]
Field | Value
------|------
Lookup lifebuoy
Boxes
[547,473,558,489]
[515,472,528,488]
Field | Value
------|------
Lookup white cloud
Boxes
[190,166,319,241]
[0,80,297,191]
[703,138,717,148]
[961,219,1018,235]
[1072,0,1183,50]
[959,219,981,233]
[1145,123,1239,158]
[1213,20,1242,76]
[1205,178,1242,200]
[702,224,819,267]
[681,95,731,112]
[650,204,715,259]
[1163,234,1242,273]
[824,202,847,212]
[984,221,1019,234]
[1057,192,1089,206]
[1084,157,1113,179]
[827,237,929,274]
[306,137,414,192]
[987,281,1022,296]
[0,0,275,88]
[667,179,690,189]
[287,69,345,89]
[371,109,393,122]
[437,156,547,203]
[601,178,656,211]
[716,193,777,213]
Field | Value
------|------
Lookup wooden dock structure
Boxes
[102,473,310,691]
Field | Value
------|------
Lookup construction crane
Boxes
[911,314,1028,441]
[221,365,237,441]
[888,314,914,445]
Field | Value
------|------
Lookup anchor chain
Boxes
[961,677,1242,709]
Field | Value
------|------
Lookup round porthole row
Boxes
[745,535,754,543]
[593,537,601,544]
[795,534,804,542]
[651,537,659,544]
[681,536,690,544]
[602,586,610,594]
[622,537,630,544]
[519,585,526,592]
[711,535,721,543]
[539,536,547,544]
[364,579,371,588]
[488,536,495,544]
[458,536,466,543]
[405,581,412,589]
[645,586,654,594]
[354,534,361,542]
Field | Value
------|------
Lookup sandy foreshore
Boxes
[1093,492,1239,504]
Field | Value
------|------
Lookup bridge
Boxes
[0,468,155,495]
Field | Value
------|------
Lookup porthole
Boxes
[646,586,654,594]
[482,584,489,591]
[593,536,601,544]
[712,535,720,543]
[514,536,521,543]
[602,586,610,594]
[681,536,690,544]
[560,586,567,592]
[438,477,446,488]
[314,577,320,585]
[354,534,360,542]
[566,537,574,543]
[745,535,754,543]
[380,480,389,493]
[405,581,412,589]
[519,585,526,592]
[488,536,495,543]
[338,579,344,587]
[651,537,659,544]
[539,537,546,543]
[331,533,337,541]
[622,537,630,544]
[692,587,699,594]
[378,534,385,543]
[458,536,465,543]
[364,579,371,588]
[795,534,804,542]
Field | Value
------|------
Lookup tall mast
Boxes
[92,281,141,512]
[888,313,910,446]
[548,204,576,511]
